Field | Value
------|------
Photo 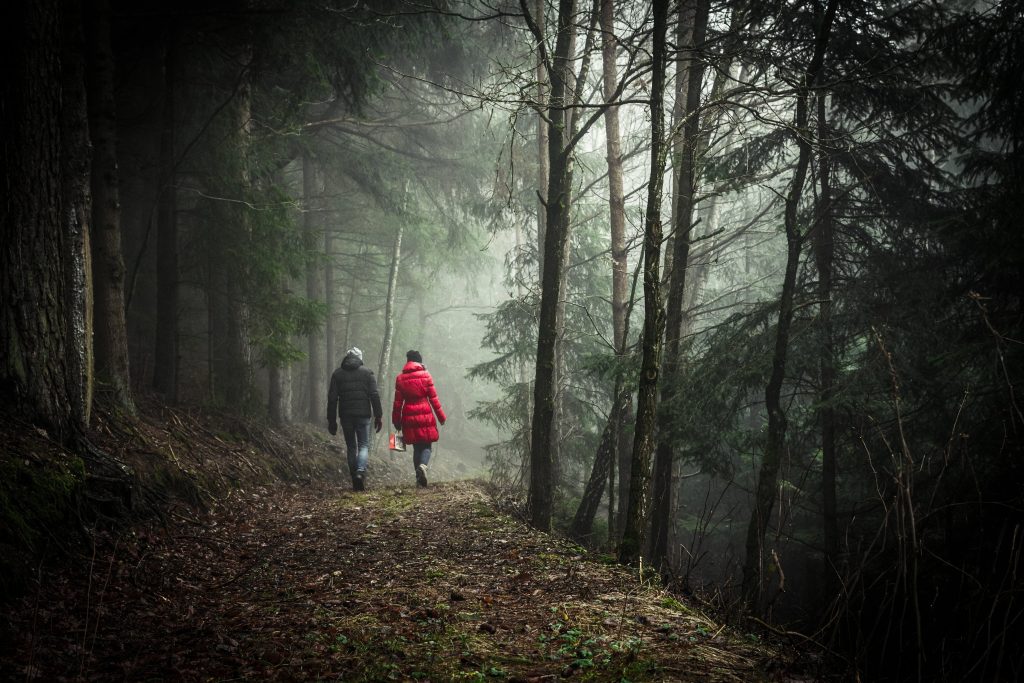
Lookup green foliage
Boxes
[660,308,775,478]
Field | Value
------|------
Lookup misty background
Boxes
[1,0,1021,680]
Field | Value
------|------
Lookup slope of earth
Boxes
[1,481,787,682]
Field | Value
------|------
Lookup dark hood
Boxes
[341,353,363,371]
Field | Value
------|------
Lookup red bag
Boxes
[388,432,406,452]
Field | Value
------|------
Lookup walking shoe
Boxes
[415,463,428,488]
[353,472,365,491]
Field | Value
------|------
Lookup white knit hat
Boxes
[347,346,363,360]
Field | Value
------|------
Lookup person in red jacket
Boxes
[392,349,446,487]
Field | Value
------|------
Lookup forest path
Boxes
[4,481,780,681]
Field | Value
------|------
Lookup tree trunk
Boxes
[268,362,292,427]
[513,221,533,482]
[153,26,179,401]
[223,84,252,407]
[303,152,323,423]
[0,0,92,439]
[534,0,549,274]
[815,91,840,593]
[570,381,628,542]
[325,227,335,373]
[619,0,670,565]
[741,0,839,611]
[85,0,133,415]
[679,59,746,340]
[63,0,94,429]
[616,399,633,540]
[568,0,629,543]
[207,60,252,408]
[378,222,403,410]
[526,0,577,532]
[523,0,545,485]
[648,0,709,572]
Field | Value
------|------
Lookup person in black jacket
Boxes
[327,347,383,491]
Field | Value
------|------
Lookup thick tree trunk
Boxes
[549,0,581,503]
[153,27,179,400]
[619,0,670,565]
[85,0,133,415]
[0,0,92,439]
[526,0,577,531]
[63,0,94,429]
[303,152,324,423]
[741,0,839,611]
[648,0,709,572]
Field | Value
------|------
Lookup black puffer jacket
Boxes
[327,353,383,424]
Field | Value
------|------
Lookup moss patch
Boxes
[0,433,84,599]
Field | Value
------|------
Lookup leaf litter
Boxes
[2,480,787,681]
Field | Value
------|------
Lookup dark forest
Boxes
[1,0,1021,680]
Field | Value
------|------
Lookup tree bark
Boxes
[535,0,549,275]
[303,152,323,423]
[268,363,292,427]
[570,381,628,542]
[325,227,335,373]
[619,0,670,565]
[62,0,94,429]
[85,0,133,415]
[153,26,179,401]
[0,0,92,439]
[741,0,839,611]
[526,0,577,531]
[616,399,633,540]
[223,56,253,406]
[524,0,546,485]
[378,222,403,410]
[648,0,709,572]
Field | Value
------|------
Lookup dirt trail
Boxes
[3,481,781,681]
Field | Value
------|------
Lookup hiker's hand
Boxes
[394,423,401,432]
[328,421,337,436]
[439,417,446,426]
[374,417,383,433]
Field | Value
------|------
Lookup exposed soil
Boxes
[1,479,785,682]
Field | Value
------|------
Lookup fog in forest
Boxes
[2,0,1022,680]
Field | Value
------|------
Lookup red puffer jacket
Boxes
[392,361,446,444]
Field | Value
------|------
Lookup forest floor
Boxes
[0,404,812,682]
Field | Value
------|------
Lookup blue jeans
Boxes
[340,417,371,475]
[413,442,432,468]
